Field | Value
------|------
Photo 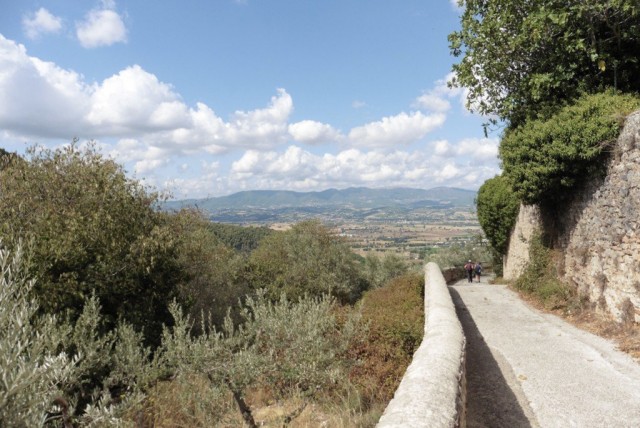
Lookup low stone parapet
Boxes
[377,262,466,428]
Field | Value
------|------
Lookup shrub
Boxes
[0,244,153,426]
[362,252,409,289]
[245,220,368,304]
[513,232,575,309]
[425,235,492,270]
[149,292,362,426]
[348,273,424,406]
[0,244,75,427]
[476,175,520,255]
[0,143,182,345]
[500,92,640,205]
[0,243,365,427]
[207,222,274,253]
[169,209,249,330]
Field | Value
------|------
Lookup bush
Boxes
[500,92,640,205]
[169,209,249,330]
[513,233,575,309]
[425,235,492,271]
[147,291,362,426]
[0,244,364,427]
[0,244,155,427]
[207,222,273,253]
[476,175,520,255]
[0,244,75,427]
[245,220,368,304]
[348,273,424,406]
[362,252,409,289]
[0,143,182,344]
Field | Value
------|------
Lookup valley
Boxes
[167,186,482,261]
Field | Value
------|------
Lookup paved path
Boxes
[451,278,640,428]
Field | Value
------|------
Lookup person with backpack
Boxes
[475,262,483,283]
[464,260,474,283]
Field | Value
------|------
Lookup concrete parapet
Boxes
[377,262,466,428]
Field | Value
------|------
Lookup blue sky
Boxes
[0,0,500,199]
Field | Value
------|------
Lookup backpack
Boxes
[475,264,482,274]
[464,262,472,271]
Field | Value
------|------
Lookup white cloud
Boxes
[288,120,341,145]
[414,93,451,112]
[87,65,189,133]
[450,0,464,13]
[23,8,63,39]
[414,72,469,115]
[0,36,295,153]
[76,2,127,48]
[225,88,293,147]
[428,137,498,162]
[0,36,90,137]
[108,138,171,176]
[348,111,445,148]
[226,144,499,194]
[0,33,500,195]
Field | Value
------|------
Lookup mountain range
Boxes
[164,187,477,212]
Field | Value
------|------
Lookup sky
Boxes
[0,0,501,199]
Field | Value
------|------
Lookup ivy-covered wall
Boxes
[562,111,640,322]
[505,111,640,322]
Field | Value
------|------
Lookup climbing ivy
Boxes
[500,91,640,206]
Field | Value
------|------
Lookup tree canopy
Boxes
[245,220,368,304]
[0,143,181,343]
[449,0,640,127]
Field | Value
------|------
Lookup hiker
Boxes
[475,262,482,283]
[464,260,474,283]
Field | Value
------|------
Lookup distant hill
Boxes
[163,187,476,212]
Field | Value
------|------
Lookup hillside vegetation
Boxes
[0,144,423,426]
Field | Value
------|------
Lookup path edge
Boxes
[377,262,467,428]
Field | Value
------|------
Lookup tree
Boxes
[0,143,181,344]
[245,220,368,304]
[449,0,640,127]
[169,209,249,330]
[362,252,408,289]
[207,222,273,254]
[476,175,520,255]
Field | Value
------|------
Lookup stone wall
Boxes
[505,111,640,322]
[377,263,466,428]
[562,111,640,322]
[503,205,541,281]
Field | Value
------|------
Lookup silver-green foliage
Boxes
[0,244,75,427]
[1,244,361,426]
[162,290,360,390]
[425,235,492,270]
[155,291,361,424]
[363,253,409,289]
[0,245,153,426]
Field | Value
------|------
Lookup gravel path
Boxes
[451,279,640,428]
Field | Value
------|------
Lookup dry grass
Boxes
[137,382,383,427]
[564,310,640,360]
